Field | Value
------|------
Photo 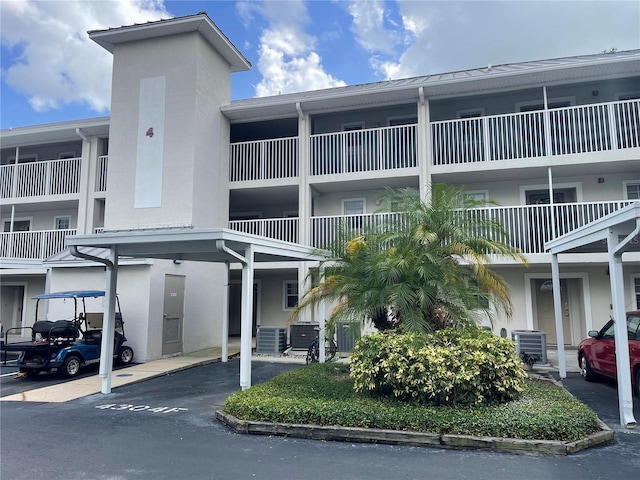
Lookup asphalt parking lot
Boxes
[2,358,640,480]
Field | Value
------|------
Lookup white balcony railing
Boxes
[432,99,640,165]
[0,229,76,260]
[0,158,82,199]
[304,200,632,254]
[230,137,298,182]
[310,124,417,175]
[96,155,108,192]
[229,218,299,243]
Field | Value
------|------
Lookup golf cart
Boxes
[0,290,133,378]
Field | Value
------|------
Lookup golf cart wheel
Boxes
[579,353,596,382]
[117,346,134,365]
[61,355,82,378]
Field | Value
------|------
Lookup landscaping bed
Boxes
[219,363,613,454]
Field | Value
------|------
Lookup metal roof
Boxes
[88,12,251,73]
[0,117,110,149]
[221,49,640,122]
[65,227,328,264]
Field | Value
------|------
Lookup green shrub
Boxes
[349,328,526,406]
[223,363,600,442]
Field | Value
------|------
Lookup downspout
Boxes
[215,240,247,265]
[296,102,304,121]
[69,245,113,269]
[76,128,90,142]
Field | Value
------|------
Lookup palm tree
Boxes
[292,184,527,333]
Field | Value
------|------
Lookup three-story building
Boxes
[1,13,638,362]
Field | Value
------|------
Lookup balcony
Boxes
[96,155,108,192]
[228,201,635,255]
[230,137,298,182]
[310,124,418,175]
[431,99,639,165]
[1,158,81,199]
[0,229,76,260]
[229,218,299,243]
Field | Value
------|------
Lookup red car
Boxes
[578,311,640,397]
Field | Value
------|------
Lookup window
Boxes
[624,181,640,200]
[466,190,488,202]
[2,218,31,232]
[343,199,365,215]
[456,109,484,119]
[635,277,640,310]
[55,216,71,230]
[283,281,298,310]
[387,116,417,126]
[58,151,76,159]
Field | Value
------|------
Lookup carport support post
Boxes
[608,229,636,428]
[100,246,118,394]
[318,266,326,363]
[221,261,229,362]
[240,245,254,390]
[551,253,566,379]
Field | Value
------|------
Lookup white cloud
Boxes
[0,0,169,114]
[347,0,399,55]
[249,0,346,96]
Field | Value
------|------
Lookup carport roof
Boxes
[65,227,328,264]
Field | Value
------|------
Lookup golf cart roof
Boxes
[33,290,106,300]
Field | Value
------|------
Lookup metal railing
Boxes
[432,99,639,165]
[0,229,76,260]
[96,155,108,192]
[310,124,417,175]
[230,137,298,181]
[228,201,633,255]
[0,158,81,199]
[228,217,299,243]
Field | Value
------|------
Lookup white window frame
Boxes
[387,115,418,126]
[456,108,485,119]
[342,198,366,215]
[616,92,640,101]
[632,275,640,310]
[341,121,365,132]
[623,180,640,200]
[58,151,76,159]
[515,96,575,112]
[466,190,489,202]
[229,211,262,220]
[519,182,583,204]
[2,216,32,232]
[54,215,71,230]
[283,280,299,311]
[7,154,38,164]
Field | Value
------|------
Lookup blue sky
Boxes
[1,0,639,130]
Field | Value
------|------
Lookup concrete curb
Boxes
[215,410,614,455]
[215,371,615,455]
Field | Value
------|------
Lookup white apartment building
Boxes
[1,13,639,363]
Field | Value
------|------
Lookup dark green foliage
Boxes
[349,328,526,406]
[223,363,600,442]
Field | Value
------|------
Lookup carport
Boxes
[65,228,327,395]
[546,202,640,429]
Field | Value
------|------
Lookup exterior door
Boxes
[534,278,572,345]
[162,275,185,355]
[1,285,25,332]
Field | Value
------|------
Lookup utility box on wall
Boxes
[512,330,547,364]
[256,327,287,354]
[336,321,360,352]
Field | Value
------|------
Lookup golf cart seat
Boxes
[32,320,79,341]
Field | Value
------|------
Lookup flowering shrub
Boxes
[349,328,526,406]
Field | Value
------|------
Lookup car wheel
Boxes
[61,356,82,378]
[117,346,134,365]
[580,353,596,382]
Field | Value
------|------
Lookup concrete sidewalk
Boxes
[0,347,576,403]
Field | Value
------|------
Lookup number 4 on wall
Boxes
[146,127,154,138]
